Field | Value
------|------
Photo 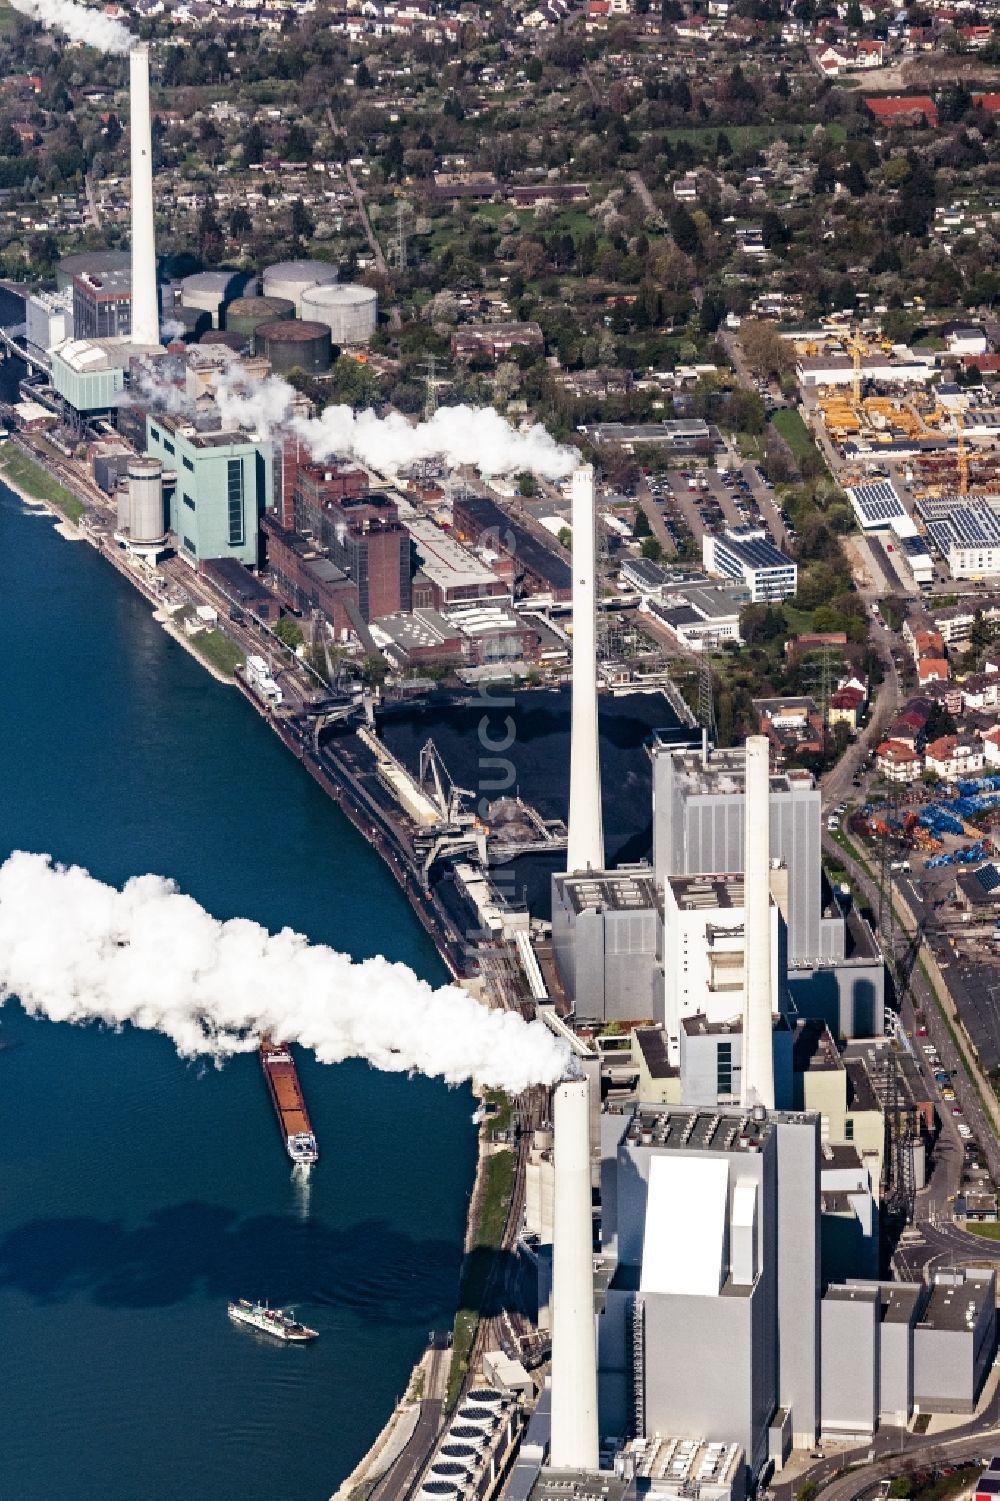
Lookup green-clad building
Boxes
[145,413,273,568]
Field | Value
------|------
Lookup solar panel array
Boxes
[918,495,1000,552]
[848,481,906,523]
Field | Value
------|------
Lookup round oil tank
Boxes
[262,258,339,315]
[300,283,377,345]
[56,249,130,293]
[127,457,165,544]
[255,318,332,376]
[224,295,295,338]
[180,270,244,327]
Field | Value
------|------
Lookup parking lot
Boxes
[643,461,793,556]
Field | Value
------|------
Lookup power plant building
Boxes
[144,412,273,568]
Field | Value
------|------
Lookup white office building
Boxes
[702,527,797,602]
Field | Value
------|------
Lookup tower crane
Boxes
[955,409,969,497]
[846,333,865,407]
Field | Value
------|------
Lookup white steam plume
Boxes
[208,364,577,481]
[160,318,187,342]
[0,853,571,1092]
[7,0,133,53]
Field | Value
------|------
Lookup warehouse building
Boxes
[452,493,573,602]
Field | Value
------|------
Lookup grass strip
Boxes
[189,629,244,678]
[0,447,86,522]
[446,1148,515,1408]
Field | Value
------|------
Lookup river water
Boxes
[0,403,477,1498]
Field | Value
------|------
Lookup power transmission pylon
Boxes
[424,352,438,423]
[389,200,410,272]
[697,642,717,748]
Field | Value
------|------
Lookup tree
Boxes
[669,203,700,256]
[526,56,543,83]
[739,320,793,378]
[557,526,572,551]
[274,618,304,649]
[243,122,266,165]
[518,472,538,497]
[634,506,651,537]
[641,537,664,561]
[230,205,252,238]
[290,198,314,239]
[284,123,311,162]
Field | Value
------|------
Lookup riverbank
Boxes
[7,453,518,1498]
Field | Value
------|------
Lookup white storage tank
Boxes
[127,457,165,544]
[262,259,339,315]
[299,283,377,345]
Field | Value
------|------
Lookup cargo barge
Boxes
[259,1038,318,1166]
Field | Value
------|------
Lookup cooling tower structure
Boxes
[566,464,604,874]
[129,44,160,347]
[127,457,165,545]
[262,259,339,315]
[550,1077,599,1471]
[300,283,378,345]
[741,735,775,1110]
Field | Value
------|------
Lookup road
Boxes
[820,629,900,810]
[823,830,1000,1188]
[774,1424,1000,1501]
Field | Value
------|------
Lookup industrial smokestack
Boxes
[129,44,160,348]
[550,1077,599,1470]
[741,735,775,1110]
[566,465,604,874]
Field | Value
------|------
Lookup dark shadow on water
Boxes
[0,1204,462,1321]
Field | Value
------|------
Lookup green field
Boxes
[446,1148,515,1408]
[965,1220,1000,1240]
[0,446,87,522]
[189,629,244,678]
[771,408,828,475]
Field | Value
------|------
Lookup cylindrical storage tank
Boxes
[300,283,377,345]
[255,319,331,376]
[127,457,165,544]
[180,270,241,328]
[263,259,338,315]
[199,330,250,354]
[224,295,294,338]
[56,249,130,293]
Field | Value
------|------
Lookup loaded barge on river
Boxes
[259,1038,318,1167]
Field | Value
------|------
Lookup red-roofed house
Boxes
[925,735,984,780]
[917,657,950,686]
[982,725,1000,767]
[972,94,1000,114]
[959,25,992,47]
[866,95,938,127]
[877,739,922,782]
[830,685,866,729]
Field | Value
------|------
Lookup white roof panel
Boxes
[640,1153,729,1297]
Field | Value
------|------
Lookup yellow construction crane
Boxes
[955,409,969,497]
[846,334,865,406]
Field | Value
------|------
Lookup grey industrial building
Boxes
[582,1103,996,1492]
[552,746,883,1040]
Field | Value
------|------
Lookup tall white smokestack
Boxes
[566,464,604,874]
[741,735,774,1110]
[550,1077,599,1470]
[129,44,160,347]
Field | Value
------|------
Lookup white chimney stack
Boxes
[566,464,604,874]
[550,1077,599,1470]
[129,44,160,347]
[741,735,775,1110]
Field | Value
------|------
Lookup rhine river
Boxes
[0,470,477,1498]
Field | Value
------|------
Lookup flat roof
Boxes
[559,869,657,916]
[635,1027,679,1079]
[920,1277,992,1331]
[403,513,500,592]
[618,1102,816,1156]
[668,872,745,910]
[529,1471,628,1501]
